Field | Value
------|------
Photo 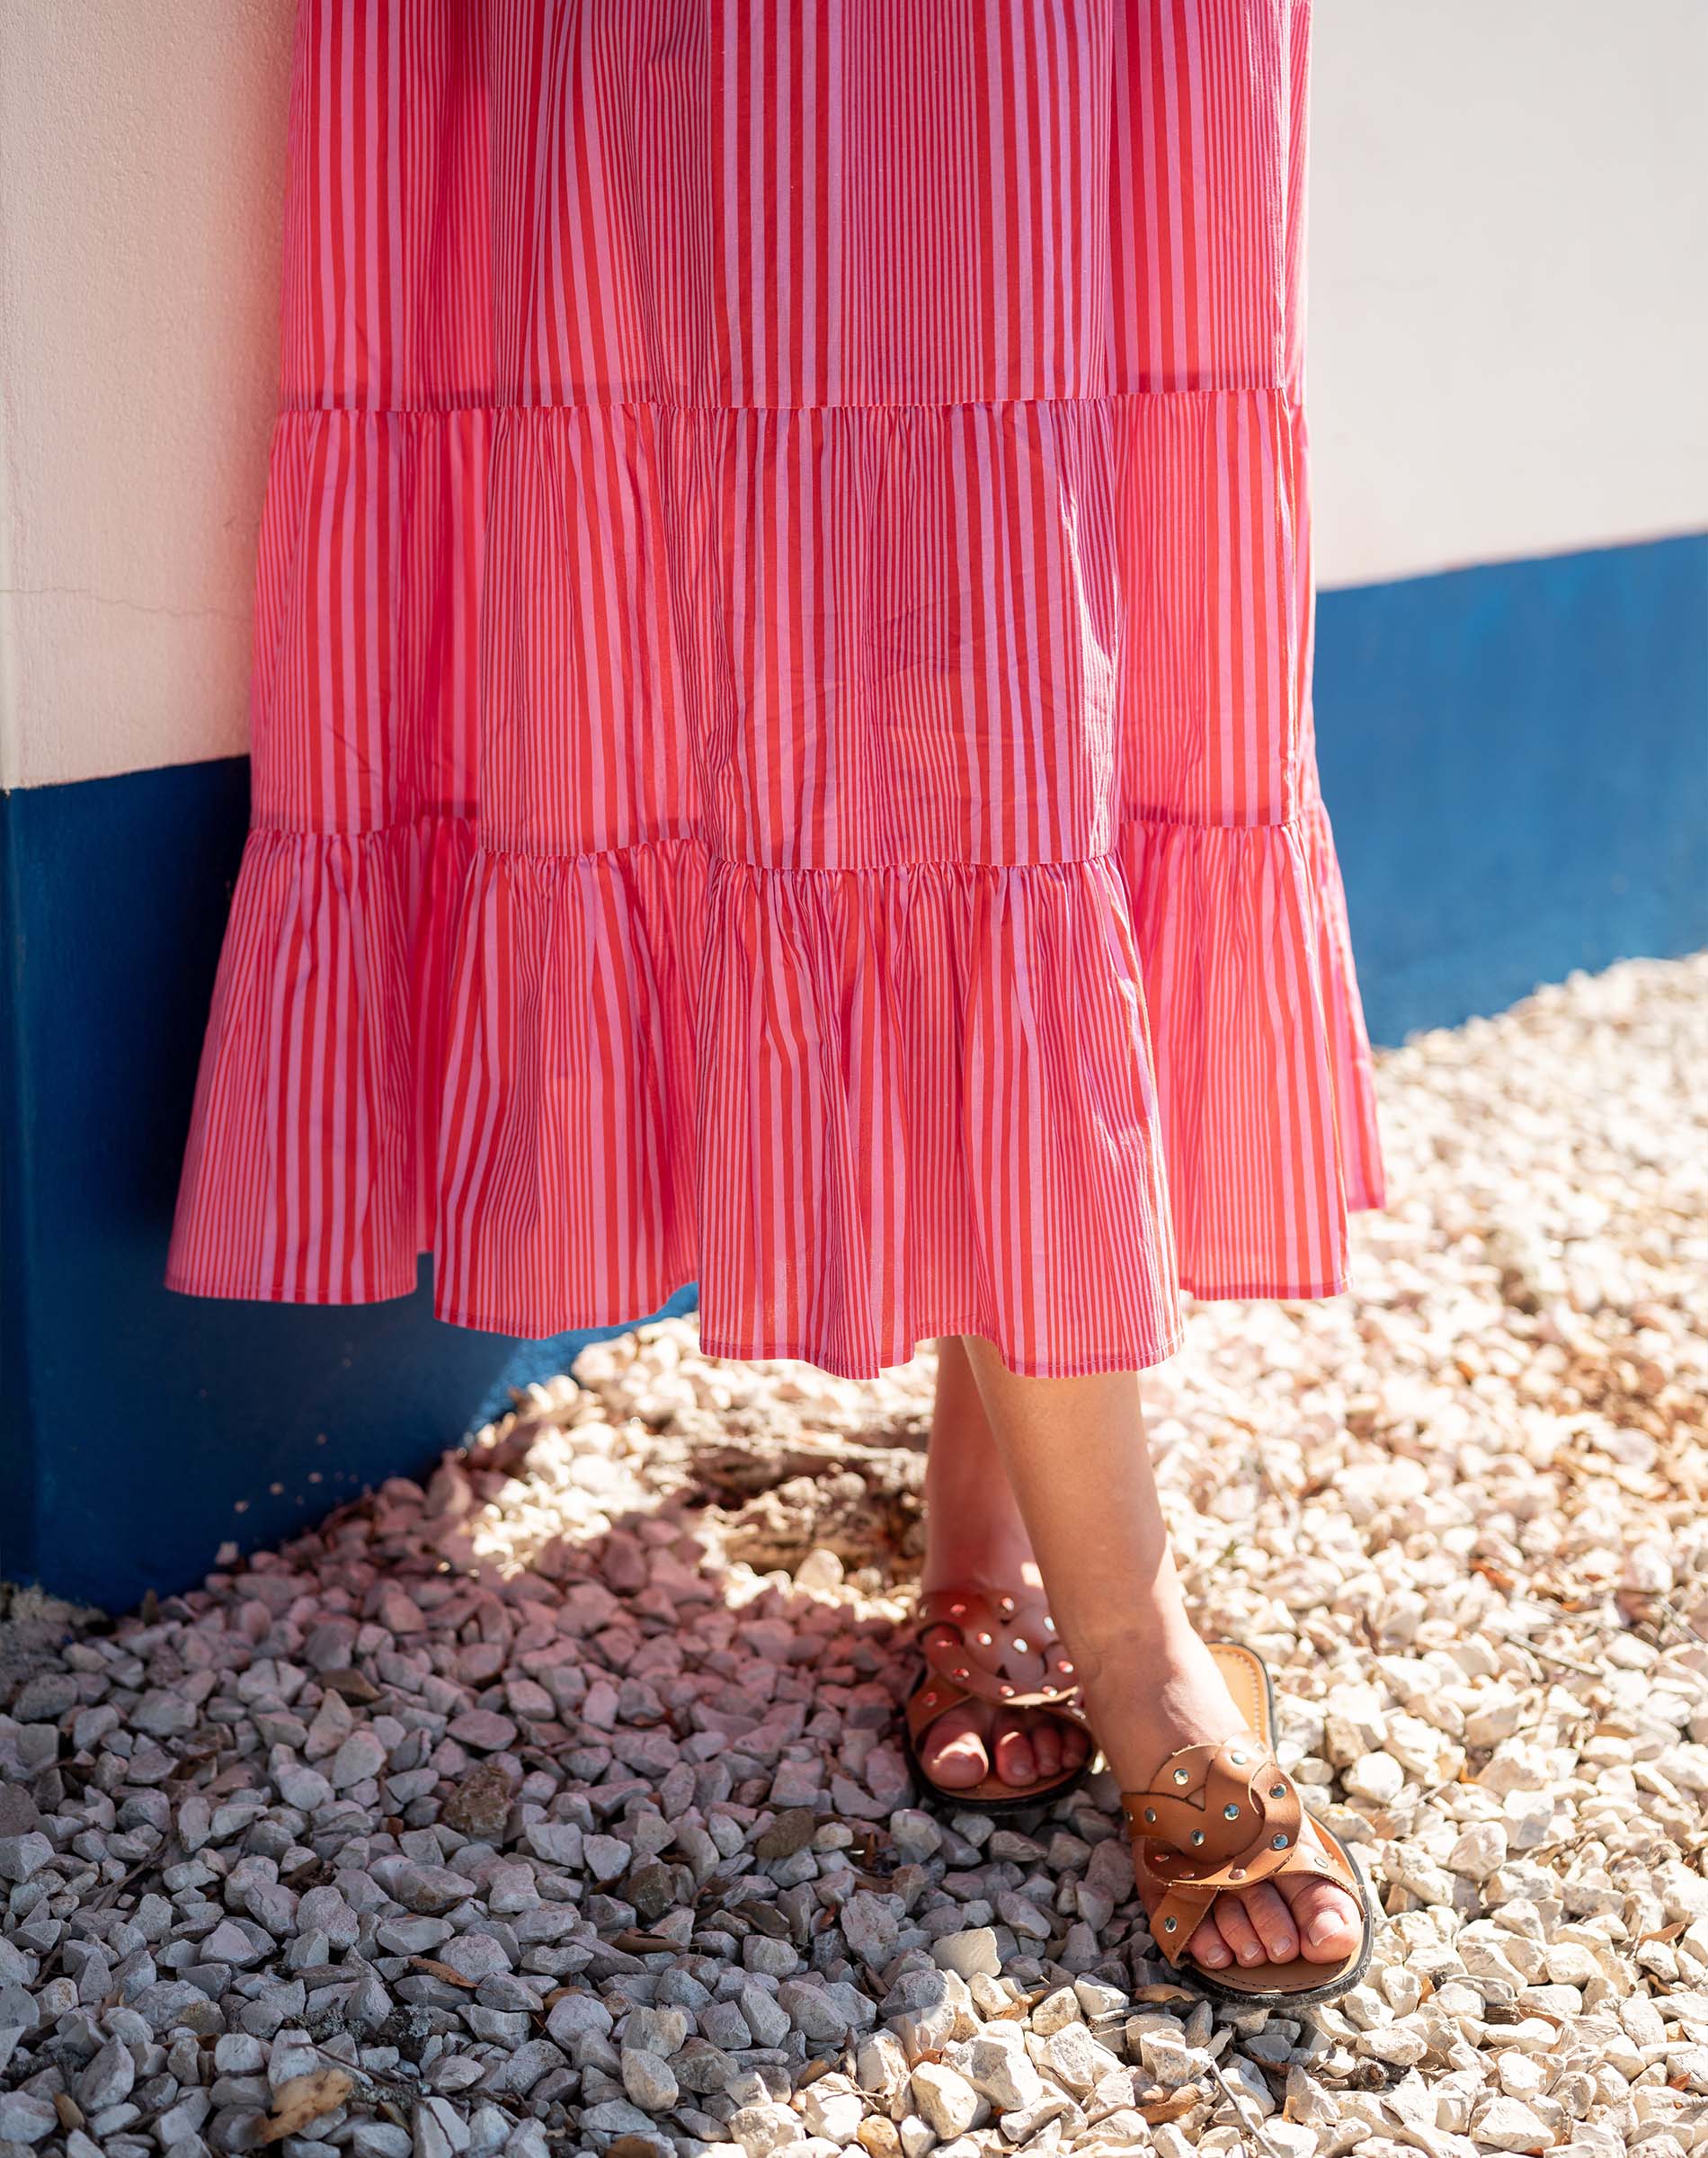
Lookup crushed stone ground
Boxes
[1,952,1704,2158]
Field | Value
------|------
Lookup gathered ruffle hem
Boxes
[166,790,1383,1380]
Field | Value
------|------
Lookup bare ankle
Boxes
[1047,1576,1199,1675]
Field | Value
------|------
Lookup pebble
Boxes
[729,2100,802,2155]
[932,1927,1001,1980]
[954,2029,1043,2112]
[802,2080,865,2141]
[0,2092,56,2144]
[1343,1751,1406,1805]
[447,1710,519,1752]
[1447,1821,1509,1880]
[1473,2095,1553,2152]
[74,2037,135,2110]
[1137,2027,1200,2090]
[740,1985,792,2049]
[442,1761,516,1841]
[392,1863,476,1915]
[0,957,1698,2158]
[0,1834,52,1884]
[621,2047,680,2111]
[1044,2020,1124,2094]
[332,1727,387,1786]
[777,1978,850,2042]
[910,2062,983,2139]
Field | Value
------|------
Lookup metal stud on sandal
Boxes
[902,1585,1093,1816]
[1123,1642,1376,2005]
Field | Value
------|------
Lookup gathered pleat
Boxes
[168,814,473,1304]
[689,854,1181,1378]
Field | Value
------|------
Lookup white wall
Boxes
[1,1,1704,789]
[1310,0,1708,589]
[0,2,292,792]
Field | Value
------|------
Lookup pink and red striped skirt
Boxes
[168,0,1387,1378]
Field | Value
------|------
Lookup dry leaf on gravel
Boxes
[255,2068,353,2143]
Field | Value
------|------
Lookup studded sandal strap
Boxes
[1141,1826,1360,1966]
[1121,1735,1318,1967]
[1145,1878,1223,1957]
[906,1586,1088,1746]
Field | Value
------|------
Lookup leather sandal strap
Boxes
[905,1585,1090,1761]
[1121,1735,1317,1967]
[903,1670,1091,1744]
[1145,1879,1222,1955]
[1143,1821,1365,1966]
[913,1586,1081,1712]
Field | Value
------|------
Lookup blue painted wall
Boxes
[3,533,1703,1609]
[1315,533,1707,1042]
[0,762,693,1610]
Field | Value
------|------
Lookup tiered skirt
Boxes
[168,0,1385,1378]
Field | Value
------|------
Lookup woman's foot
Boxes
[916,1340,1093,1795]
[949,1337,1365,1971]
[1090,1608,1364,1973]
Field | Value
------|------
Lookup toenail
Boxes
[1240,1946,1262,1964]
[1275,1938,1296,1957]
[1309,1915,1342,1946]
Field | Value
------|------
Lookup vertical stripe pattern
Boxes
[169,0,1387,1378]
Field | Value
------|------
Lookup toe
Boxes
[1277,1872,1363,1962]
[921,1704,991,1791]
[1186,1910,1234,1969]
[992,1716,1038,1788]
[1234,1882,1298,1964]
[1208,1893,1267,1969]
[1029,1719,1063,1782]
[1063,1722,1090,1770]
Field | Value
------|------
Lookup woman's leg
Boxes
[956,1335,1362,1971]
[917,1337,1092,1791]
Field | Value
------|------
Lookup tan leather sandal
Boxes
[1122,1642,1375,2004]
[902,1585,1094,1815]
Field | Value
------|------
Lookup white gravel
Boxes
[0,952,1704,2158]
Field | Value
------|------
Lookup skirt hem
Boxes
[167,802,1382,1373]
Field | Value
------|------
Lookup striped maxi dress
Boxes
[167,0,1387,1379]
